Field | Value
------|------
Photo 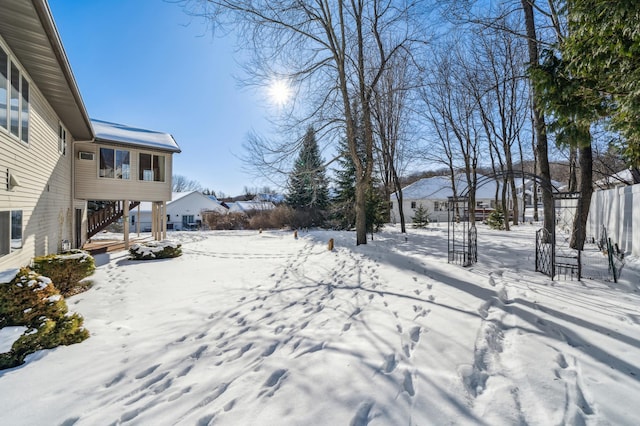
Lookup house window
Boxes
[0,46,7,131]
[0,210,22,256]
[139,153,165,182]
[58,123,67,155]
[182,215,194,229]
[4,59,29,143]
[411,201,417,209]
[99,148,130,179]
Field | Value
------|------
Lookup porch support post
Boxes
[151,202,157,240]
[136,203,140,236]
[123,199,130,249]
[162,201,167,240]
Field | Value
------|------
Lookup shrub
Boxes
[486,209,505,230]
[412,204,430,228]
[203,212,248,230]
[0,268,89,370]
[32,250,95,297]
[129,240,182,260]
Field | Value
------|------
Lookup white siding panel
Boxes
[74,142,173,202]
[0,77,74,270]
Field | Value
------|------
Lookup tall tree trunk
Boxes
[568,147,578,192]
[522,0,554,237]
[392,168,407,233]
[570,142,593,250]
[531,115,539,221]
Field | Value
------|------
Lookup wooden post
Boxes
[123,199,130,250]
[162,201,167,240]
[328,238,334,251]
[294,230,298,239]
[136,203,141,236]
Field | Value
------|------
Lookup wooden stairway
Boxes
[87,200,140,239]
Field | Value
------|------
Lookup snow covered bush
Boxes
[32,250,95,297]
[0,268,89,370]
[129,240,182,260]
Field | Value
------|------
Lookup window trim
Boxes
[99,147,131,180]
[0,42,29,145]
[58,122,68,156]
[0,209,23,257]
[139,152,166,182]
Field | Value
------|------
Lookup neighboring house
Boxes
[390,174,505,224]
[131,191,227,232]
[514,178,563,208]
[228,200,276,214]
[253,193,285,204]
[0,0,180,271]
[594,168,640,190]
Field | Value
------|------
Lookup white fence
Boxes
[587,184,640,257]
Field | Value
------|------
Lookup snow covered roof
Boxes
[91,119,181,153]
[395,174,502,200]
[228,201,276,213]
[136,191,214,212]
[595,168,637,188]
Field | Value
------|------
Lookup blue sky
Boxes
[49,0,275,197]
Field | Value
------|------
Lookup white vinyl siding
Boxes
[75,141,173,202]
[0,38,76,269]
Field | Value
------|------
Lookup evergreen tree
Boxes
[331,138,386,233]
[365,182,387,234]
[412,204,430,228]
[331,138,357,230]
[285,127,329,224]
[561,0,640,165]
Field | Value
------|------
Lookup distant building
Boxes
[390,174,506,224]
[228,200,276,214]
[131,191,227,231]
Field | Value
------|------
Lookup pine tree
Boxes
[331,138,357,230]
[285,127,329,225]
[412,204,430,228]
[366,182,387,234]
[331,138,386,233]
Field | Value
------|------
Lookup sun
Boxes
[267,79,291,107]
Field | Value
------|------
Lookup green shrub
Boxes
[412,204,430,228]
[32,250,95,297]
[486,209,505,230]
[0,268,89,370]
[129,240,182,260]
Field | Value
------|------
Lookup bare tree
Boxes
[470,18,530,229]
[418,41,482,223]
[172,175,202,192]
[188,0,428,245]
[371,51,415,233]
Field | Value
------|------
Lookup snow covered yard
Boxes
[1,225,639,425]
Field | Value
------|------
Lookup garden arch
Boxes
[448,171,580,280]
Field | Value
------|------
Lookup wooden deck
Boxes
[83,236,152,255]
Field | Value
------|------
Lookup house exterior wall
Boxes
[74,141,173,202]
[1,36,81,269]
[390,198,497,224]
[130,192,227,231]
